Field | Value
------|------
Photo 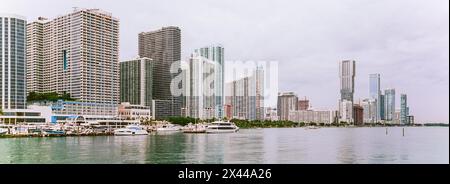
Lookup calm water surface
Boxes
[0,127,448,164]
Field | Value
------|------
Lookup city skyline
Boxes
[1,0,448,123]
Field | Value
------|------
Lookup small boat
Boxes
[114,125,148,136]
[304,125,320,130]
[205,120,239,133]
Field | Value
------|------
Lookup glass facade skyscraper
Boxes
[0,14,26,110]
[139,26,181,118]
[194,45,224,119]
[400,94,409,124]
[384,88,395,121]
[369,74,381,121]
[120,57,154,107]
[339,60,355,102]
[379,94,385,120]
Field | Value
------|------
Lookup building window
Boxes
[63,50,68,71]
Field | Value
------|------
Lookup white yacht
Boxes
[205,120,239,133]
[114,125,148,136]
[155,123,181,132]
[182,123,207,133]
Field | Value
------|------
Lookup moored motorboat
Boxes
[155,123,181,132]
[183,123,207,133]
[205,120,239,133]
[114,124,148,136]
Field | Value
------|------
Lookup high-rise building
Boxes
[298,97,309,110]
[339,99,353,123]
[379,94,385,120]
[194,45,224,118]
[369,73,381,121]
[1,14,27,110]
[277,92,298,121]
[384,88,396,121]
[138,26,181,118]
[353,104,364,126]
[225,76,251,120]
[26,17,46,94]
[26,9,119,114]
[120,57,154,107]
[225,67,264,120]
[400,94,409,124]
[186,52,217,119]
[254,65,265,120]
[361,98,377,124]
[339,60,355,102]
[339,60,355,122]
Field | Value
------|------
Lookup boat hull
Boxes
[183,130,206,133]
[114,130,148,136]
[206,129,239,134]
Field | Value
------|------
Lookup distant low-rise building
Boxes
[0,105,51,124]
[118,102,151,121]
[393,109,401,124]
[289,109,337,124]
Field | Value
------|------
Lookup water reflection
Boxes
[0,127,447,164]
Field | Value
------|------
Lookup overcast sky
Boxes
[2,0,448,123]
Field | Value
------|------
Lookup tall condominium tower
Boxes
[400,94,409,124]
[186,52,217,119]
[384,88,395,121]
[225,66,264,120]
[139,26,181,118]
[277,92,298,121]
[26,17,46,94]
[26,9,119,116]
[362,98,377,124]
[339,60,355,123]
[0,14,27,109]
[339,60,355,102]
[369,73,381,121]
[379,94,385,120]
[139,27,180,100]
[120,57,154,107]
[194,45,224,118]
